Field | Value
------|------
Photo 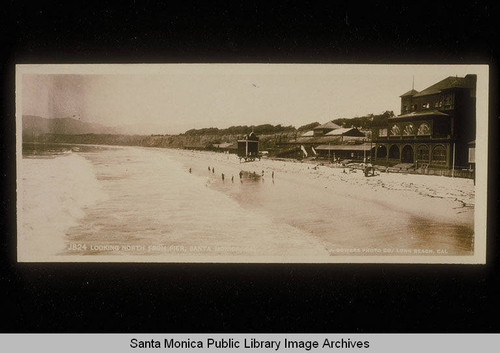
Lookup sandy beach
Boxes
[19,145,476,262]
[166,148,475,256]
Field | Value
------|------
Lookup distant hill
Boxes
[22,115,120,139]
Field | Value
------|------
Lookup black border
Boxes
[1,1,499,333]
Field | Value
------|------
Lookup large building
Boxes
[371,75,476,168]
[279,121,369,160]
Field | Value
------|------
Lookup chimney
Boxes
[464,74,477,98]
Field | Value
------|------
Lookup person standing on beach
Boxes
[208,166,210,171]
[272,171,274,179]
[212,167,215,173]
[231,175,234,183]
[222,173,224,181]
[239,171,243,179]
[189,168,192,174]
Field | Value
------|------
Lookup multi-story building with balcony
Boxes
[371,74,476,168]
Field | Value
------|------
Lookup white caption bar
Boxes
[1,334,499,352]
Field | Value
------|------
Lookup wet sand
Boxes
[19,145,476,262]
[167,148,475,256]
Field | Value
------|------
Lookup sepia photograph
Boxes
[16,64,488,263]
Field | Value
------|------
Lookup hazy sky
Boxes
[20,65,480,134]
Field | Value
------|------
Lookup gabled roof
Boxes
[300,130,315,137]
[325,127,365,137]
[314,121,341,130]
[413,76,470,97]
[400,89,419,97]
[400,75,476,98]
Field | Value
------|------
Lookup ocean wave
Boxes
[19,153,107,260]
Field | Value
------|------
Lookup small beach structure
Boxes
[237,132,260,162]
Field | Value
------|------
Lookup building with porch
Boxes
[371,74,476,168]
[275,123,368,160]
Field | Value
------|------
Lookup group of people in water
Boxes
[188,165,275,184]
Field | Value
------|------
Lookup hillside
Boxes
[21,113,391,155]
[22,115,120,138]
[25,132,298,153]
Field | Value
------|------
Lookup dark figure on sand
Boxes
[212,167,215,173]
[222,173,225,181]
[189,168,191,173]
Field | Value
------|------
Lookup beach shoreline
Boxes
[167,148,474,223]
[164,147,474,256]
[19,145,476,261]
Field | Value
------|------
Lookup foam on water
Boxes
[61,147,329,258]
[19,153,107,260]
[19,145,474,261]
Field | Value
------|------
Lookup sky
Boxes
[20,65,482,134]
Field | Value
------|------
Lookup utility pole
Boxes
[452,143,456,178]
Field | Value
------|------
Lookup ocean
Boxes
[19,143,474,261]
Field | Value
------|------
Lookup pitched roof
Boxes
[400,89,419,97]
[325,128,365,136]
[291,136,343,144]
[390,110,449,119]
[314,121,341,130]
[300,130,315,137]
[413,76,469,97]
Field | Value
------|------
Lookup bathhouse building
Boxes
[237,131,259,159]
[371,74,476,168]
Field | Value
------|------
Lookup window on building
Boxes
[432,145,446,163]
[417,122,431,136]
[468,147,475,164]
[379,128,387,137]
[389,145,400,159]
[417,145,429,161]
[377,145,387,158]
[403,124,415,136]
[444,95,453,109]
[390,124,400,136]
